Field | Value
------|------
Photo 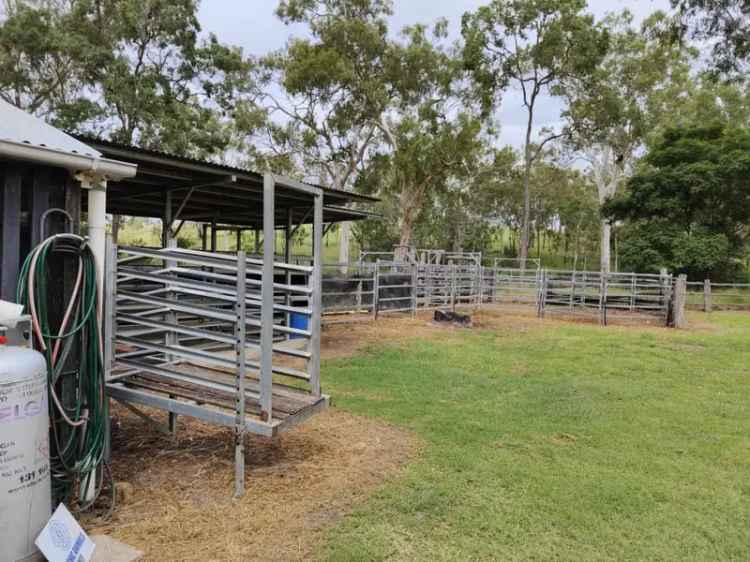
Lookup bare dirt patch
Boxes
[320,306,540,360]
[82,406,418,562]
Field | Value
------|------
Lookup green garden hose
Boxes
[17,234,108,509]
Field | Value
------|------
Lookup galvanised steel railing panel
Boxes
[103,174,327,499]
[538,269,672,324]
[485,268,542,305]
[315,259,676,326]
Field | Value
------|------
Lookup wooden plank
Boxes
[1,165,22,301]
[30,168,51,246]
[64,174,81,235]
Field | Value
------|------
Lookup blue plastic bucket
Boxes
[289,312,309,338]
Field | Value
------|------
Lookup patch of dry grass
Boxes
[82,407,418,562]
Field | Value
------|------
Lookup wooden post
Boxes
[1,165,22,301]
[672,274,688,328]
[64,174,81,235]
[162,190,172,247]
[599,273,608,326]
[31,168,51,247]
[704,279,712,312]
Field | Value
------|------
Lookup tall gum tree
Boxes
[462,0,608,268]
[378,22,487,260]
[563,11,694,272]
[258,0,395,267]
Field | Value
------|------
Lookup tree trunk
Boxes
[519,102,535,269]
[395,217,414,262]
[519,152,532,269]
[338,221,351,274]
[600,220,611,274]
[111,215,121,244]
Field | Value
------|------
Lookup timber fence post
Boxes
[704,279,712,312]
[673,274,688,328]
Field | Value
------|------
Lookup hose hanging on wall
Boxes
[17,233,108,509]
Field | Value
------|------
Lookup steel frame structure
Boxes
[104,173,326,497]
[319,259,675,327]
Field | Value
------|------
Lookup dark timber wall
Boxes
[0,161,81,302]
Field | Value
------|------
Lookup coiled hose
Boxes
[17,234,108,509]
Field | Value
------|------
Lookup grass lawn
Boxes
[318,312,750,561]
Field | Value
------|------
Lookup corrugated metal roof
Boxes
[0,99,100,157]
[75,134,380,204]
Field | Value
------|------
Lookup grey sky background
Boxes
[198,0,673,149]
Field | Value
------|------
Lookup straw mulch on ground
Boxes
[82,406,417,562]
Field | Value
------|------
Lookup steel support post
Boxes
[411,263,418,317]
[234,251,247,498]
[450,262,456,313]
[103,235,117,463]
[260,174,275,419]
[537,270,547,318]
[285,207,293,339]
[310,191,323,397]
[373,260,380,319]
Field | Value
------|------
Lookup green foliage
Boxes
[257,0,393,187]
[608,125,750,278]
[0,0,257,158]
[564,10,693,157]
[672,0,750,76]
[462,0,609,263]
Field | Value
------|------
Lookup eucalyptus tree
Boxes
[0,0,255,159]
[84,0,255,158]
[672,0,750,76]
[0,1,94,121]
[462,0,608,268]
[563,11,693,272]
[375,23,488,260]
[258,0,394,265]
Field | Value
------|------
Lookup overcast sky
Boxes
[198,0,673,149]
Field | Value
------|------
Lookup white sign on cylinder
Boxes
[0,346,51,562]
